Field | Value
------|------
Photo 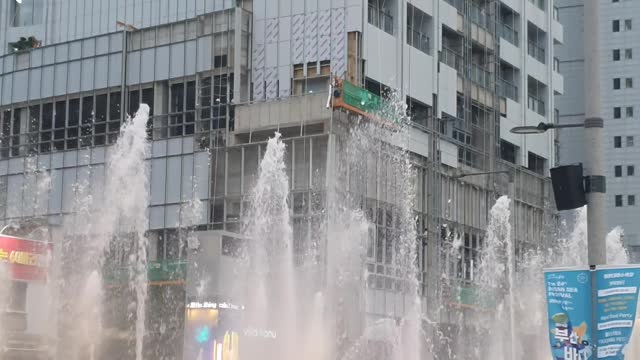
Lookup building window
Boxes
[368,0,394,35]
[614,20,620,32]
[365,77,391,98]
[168,80,196,138]
[626,78,634,88]
[614,49,621,61]
[527,152,546,175]
[500,140,518,164]
[406,97,431,127]
[628,106,634,117]
[629,195,636,206]
[626,49,633,59]
[616,195,623,207]
[614,78,621,89]
[625,19,632,31]
[629,165,635,176]
[614,107,622,119]
[615,136,622,148]
[615,165,623,177]
[10,0,43,27]
[406,3,431,54]
[627,136,635,147]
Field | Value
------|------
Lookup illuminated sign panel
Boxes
[184,301,279,360]
[0,235,51,281]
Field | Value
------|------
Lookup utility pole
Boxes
[583,0,606,267]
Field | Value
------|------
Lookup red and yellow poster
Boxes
[0,235,51,281]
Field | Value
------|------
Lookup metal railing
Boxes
[527,94,546,116]
[440,46,463,72]
[407,26,430,54]
[527,40,546,63]
[497,22,519,46]
[470,64,492,88]
[368,4,394,35]
[498,78,518,101]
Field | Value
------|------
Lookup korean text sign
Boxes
[594,265,640,359]
[545,268,593,360]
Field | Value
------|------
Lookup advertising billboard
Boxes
[545,265,640,360]
[0,235,51,281]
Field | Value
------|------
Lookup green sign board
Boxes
[451,285,496,309]
[104,260,187,285]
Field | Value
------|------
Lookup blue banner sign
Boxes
[545,268,593,360]
[594,265,640,359]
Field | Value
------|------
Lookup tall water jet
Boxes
[53,104,151,360]
[331,88,421,360]
[242,132,297,359]
[103,104,151,360]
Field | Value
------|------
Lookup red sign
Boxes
[0,235,52,281]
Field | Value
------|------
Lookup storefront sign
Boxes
[594,265,640,359]
[544,268,593,360]
[0,235,51,281]
[187,301,244,310]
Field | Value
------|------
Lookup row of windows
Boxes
[614,135,635,148]
[614,165,635,177]
[0,75,233,158]
[613,19,633,32]
[613,77,633,89]
[613,48,633,61]
[615,194,636,207]
[613,106,634,118]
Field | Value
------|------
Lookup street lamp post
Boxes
[510,120,606,265]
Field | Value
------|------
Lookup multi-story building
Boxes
[555,0,640,260]
[0,0,561,358]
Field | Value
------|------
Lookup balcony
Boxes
[498,78,518,101]
[497,22,519,46]
[440,46,463,72]
[368,4,394,35]
[527,94,545,116]
[444,0,464,13]
[527,40,545,63]
[407,26,431,54]
[528,0,545,11]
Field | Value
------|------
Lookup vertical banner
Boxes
[545,268,593,360]
[594,265,640,359]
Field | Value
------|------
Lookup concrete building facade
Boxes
[0,0,562,358]
[555,0,640,260]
